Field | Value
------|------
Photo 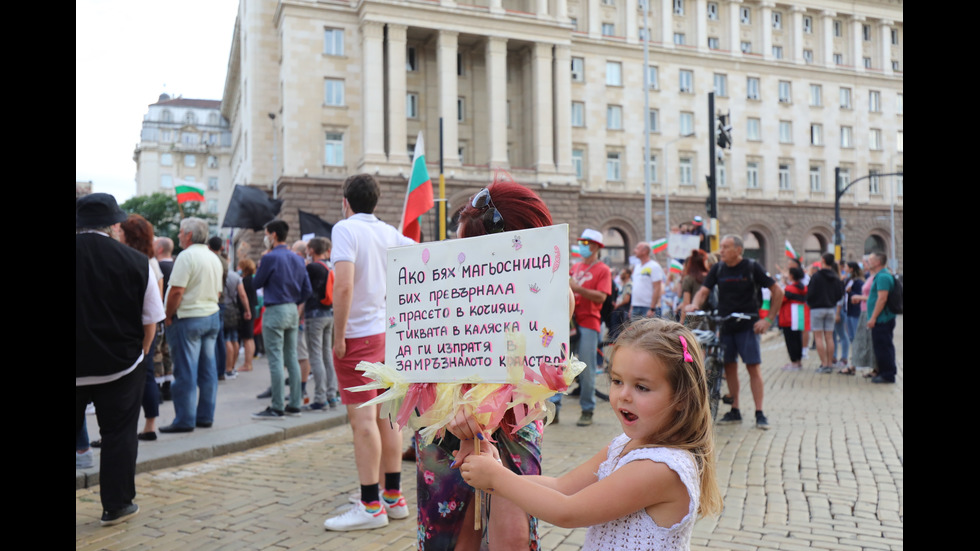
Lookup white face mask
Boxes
[263,235,273,250]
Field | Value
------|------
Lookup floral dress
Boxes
[415,418,543,550]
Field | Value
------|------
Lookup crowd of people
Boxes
[78,177,899,549]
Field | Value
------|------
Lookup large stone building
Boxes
[221,0,902,271]
[134,94,233,232]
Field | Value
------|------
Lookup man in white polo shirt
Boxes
[324,174,416,532]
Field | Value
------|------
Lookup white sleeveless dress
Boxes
[582,434,700,551]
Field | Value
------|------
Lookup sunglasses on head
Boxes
[470,188,506,234]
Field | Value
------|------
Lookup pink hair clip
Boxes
[679,335,694,363]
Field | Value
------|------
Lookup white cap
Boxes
[578,228,604,247]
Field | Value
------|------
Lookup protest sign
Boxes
[668,233,701,259]
[385,224,570,383]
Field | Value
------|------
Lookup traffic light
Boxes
[716,113,732,150]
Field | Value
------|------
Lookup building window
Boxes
[897,130,903,152]
[892,60,900,71]
[673,33,686,45]
[602,23,615,36]
[184,111,197,125]
[407,93,419,118]
[161,109,172,123]
[648,109,659,132]
[809,84,822,107]
[325,132,344,166]
[868,169,880,194]
[325,78,345,106]
[779,121,792,144]
[680,112,694,136]
[182,132,199,146]
[810,124,823,146]
[803,49,813,63]
[869,90,881,112]
[840,126,852,148]
[571,57,585,82]
[748,77,761,100]
[679,69,693,93]
[896,173,903,196]
[648,154,658,183]
[707,2,718,20]
[572,149,585,179]
[864,57,872,69]
[457,52,465,76]
[840,87,852,109]
[207,199,219,215]
[717,161,727,187]
[747,117,761,141]
[779,164,791,190]
[803,16,812,33]
[207,155,218,168]
[810,166,821,192]
[607,105,623,130]
[458,146,465,164]
[674,0,684,16]
[897,93,903,115]
[741,41,752,54]
[572,102,585,127]
[161,153,173,167]
[708,37,720,50]
[679,157,693,186]
[891,29,899,45]
[869,128,882,150]
[570,17,578,30]
[772,46,783,59]
[606,152,622,181]
[647,65,659,89]
[746,162,759,188]
[833,20,842,37]
[606,61,622,86]
[740,7,750,24]
[714,73,727,97]
[324,28,344,56]
[207,177,218,191]
[407,46,418,71]
[778,80,790,103]
[454,97,464,121]
[863,24,872,41]
[833,53,843,65]
[772,11,782,29]
[184,154,196,167]
[839,169,850,194]
[160,174,172,188]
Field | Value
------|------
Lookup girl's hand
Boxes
[460,452,505,491]
[450,436,500,468]
[446,408,484,441]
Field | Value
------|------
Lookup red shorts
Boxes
[334,333,386,405]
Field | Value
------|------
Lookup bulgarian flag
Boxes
[175,181,205,204]
[789,303,810,331]
[650,237,668,254]
[669,259,683,275]
[399,132,434,243]
[784,239,798,260]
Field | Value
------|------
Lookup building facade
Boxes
[221,0,903,271]
[134,95,234,231]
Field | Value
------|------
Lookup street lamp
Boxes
[268,113,278,199]
[663,132,696,239]
[834,167,903,264]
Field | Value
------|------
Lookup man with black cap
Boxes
[76,193,165,525]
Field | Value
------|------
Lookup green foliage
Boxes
[120,193,217,247]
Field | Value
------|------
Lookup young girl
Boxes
[460,318,722,550]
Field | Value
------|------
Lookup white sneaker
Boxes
[383,495,410,520]
[324,501,389,531]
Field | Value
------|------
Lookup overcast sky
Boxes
[76,0,239,203]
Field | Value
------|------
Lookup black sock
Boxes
[360,484,379,504]
[384,472,401,492]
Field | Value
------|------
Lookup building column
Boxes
[661,0,674,49]
[490,0,503,13]
[760,2,773,59]
[361,21,386,165]
[695,0,708,51]
[387,24,409,164]
[437,30,460,167]
[625,0,637,42]
[728,0,742,56]
[852,15,865,72]
[588,0,600,38]
[879,19,893,75]
[536,0,548,18]
[485,36,508,168]
[531,42,554,173]
[821,10,836,68]
[790,6,805,64]
[556,0,567,21]
[553,43,572,175]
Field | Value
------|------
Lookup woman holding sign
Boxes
[414,178,560,551]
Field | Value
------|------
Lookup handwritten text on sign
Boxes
[386,224,570,383]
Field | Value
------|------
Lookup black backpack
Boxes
[885,273,903,314]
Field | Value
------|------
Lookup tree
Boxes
[120,193,217,249]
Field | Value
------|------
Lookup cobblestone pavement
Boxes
[77,319,902,550]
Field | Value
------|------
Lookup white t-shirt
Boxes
[630,259,665,310]
[331,213,415,338]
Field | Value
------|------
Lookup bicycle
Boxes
[684,310,753,422]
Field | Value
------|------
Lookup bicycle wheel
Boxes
[704,355,723,422]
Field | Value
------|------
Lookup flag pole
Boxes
[438,118,446,241]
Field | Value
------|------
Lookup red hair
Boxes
[457,175,553,236]
[120,214,155,257]
[682,249,709,284]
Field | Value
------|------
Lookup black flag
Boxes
[299,210,334,239]
[222,185,282,230]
